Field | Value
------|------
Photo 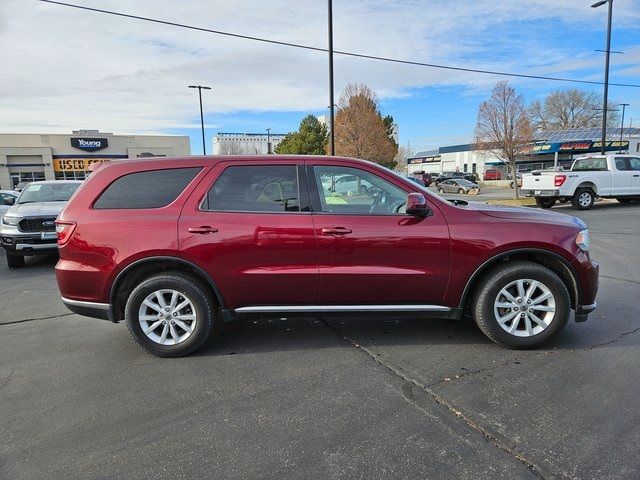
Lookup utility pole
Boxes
[619,103,629,152]
[188,85,212,155]
[266,128,272,154]
[591,0,614,155]
[328,0,335,155]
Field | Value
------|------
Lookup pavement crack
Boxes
[585,326,640,349]
[0,313,74,326]
[0,367,16,393]
[600,275,640,286]
[319,318,549,479]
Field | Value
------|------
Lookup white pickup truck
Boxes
[521,154,640,210]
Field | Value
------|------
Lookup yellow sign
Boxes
[53,158,109,172]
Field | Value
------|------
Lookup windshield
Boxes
[18,183,80,204]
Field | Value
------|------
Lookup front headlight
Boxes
[576,229,590,252]
[1,215,20,226]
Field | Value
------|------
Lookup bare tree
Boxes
[475,81,533,199]
[529,89,620,131]
[334,83,397,169]
[215,139,246,155]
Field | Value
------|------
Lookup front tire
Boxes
[473,261,570,349]
[535,197,556,209]
[6,251,25,269]
[125,273,220,357]
[438,187,445,194]
[572,188,595,210]
[458,188,465,194]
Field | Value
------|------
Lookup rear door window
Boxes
[202,165,301,213]
[572,158,608,171]
[94,167,201,209]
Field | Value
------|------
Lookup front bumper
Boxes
[1,233,58,254]
[521,189,560,197]
[61,296,112,321]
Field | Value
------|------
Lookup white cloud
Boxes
[0,0,638,134]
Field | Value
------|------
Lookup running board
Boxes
[234,305,451,313]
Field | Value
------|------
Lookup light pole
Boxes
[591,0,613,155]
[188,85,211,155]
[266,128,272,154]
[328,0,335,155]
[619,103,629,151]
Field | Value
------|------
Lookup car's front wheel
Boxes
[438,187,445,193]
[473,261,570,348]
[125,273,220,357]
[5,251,25,269]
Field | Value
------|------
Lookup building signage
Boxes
[53,158,110,172]
[70,137,108,152]
[528,140,628,155]
[408,156,440,164]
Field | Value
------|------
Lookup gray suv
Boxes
[0,181,82,268]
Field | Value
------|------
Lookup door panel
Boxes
[179,161,318,309]
[308,161,451,305]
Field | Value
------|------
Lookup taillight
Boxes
[554,175,566,187]
[55,221,77,246]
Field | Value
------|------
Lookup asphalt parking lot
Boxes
[1,201,639,479]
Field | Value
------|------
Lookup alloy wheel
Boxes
[138,289,197,345]
[493,279,556,337]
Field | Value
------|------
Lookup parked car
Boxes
[406,175,426,187]
[483,169,503,181]
[326,174,374,195]
[509,172,523,189]
[437,178,480,195]
[0,190,19,216]
[410,172,434,187]
[434,171,465,185]
[1,180,82,268]
[55,156,598,357]
[521,154,640,209]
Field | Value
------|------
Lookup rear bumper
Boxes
[61,296,112,321]
[521,189,560,197]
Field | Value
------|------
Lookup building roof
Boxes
[216,132,288,137]
[411,149,439,158]
[536,127,640,142]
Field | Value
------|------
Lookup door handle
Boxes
[321,227,352,236]
[188,226,218,234]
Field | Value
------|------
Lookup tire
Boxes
[572,188,595,210]
[473,261,570,349]
[509,182,514,189]
[125,272,221,357]
[616,197,633,204]
[458,188,465,194]
[6,251,25,269]
[438,187,445,194]
[535,197,556,209]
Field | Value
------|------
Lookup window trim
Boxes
[306,164,412,217]
[198,163,310,214]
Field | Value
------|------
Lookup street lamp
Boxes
[591,0,613,155]
[188,85,212,155]
[266,128,272,154]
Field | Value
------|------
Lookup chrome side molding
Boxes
[234,305,451,313]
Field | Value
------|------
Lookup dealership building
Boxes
[407,127,640,176]
[0,130,190,190]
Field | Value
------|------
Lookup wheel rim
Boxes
[493,279,556,337]
[579,192,591,207]
[138,289,197,346]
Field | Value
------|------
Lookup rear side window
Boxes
[203,165,300,212]
[94,167,201,209]
[572,158,608,171]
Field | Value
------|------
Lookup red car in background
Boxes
[55,155,598,357]
[483,169,503,180]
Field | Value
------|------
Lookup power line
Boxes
[38,0,640,89]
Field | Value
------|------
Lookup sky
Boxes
[1,0,639,155]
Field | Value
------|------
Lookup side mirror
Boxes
[406,192,430,217]
[4,197,15,206]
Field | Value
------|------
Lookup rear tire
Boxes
[125,273,221,357]
[473,261,570,349]
[438,187,445,194]
[6,251,25,269]
[458,188,465,194]
[535,197,556,209]
[572,188,595,210]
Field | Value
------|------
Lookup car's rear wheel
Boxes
[125,273,220,357]
[473,261,570,348]
[458,188,465,194]
[5,251,25,269]
[438,187,445,193]
[535,197,556,209]
[572,188,595,210]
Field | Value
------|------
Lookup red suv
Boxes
[55,156,598,357]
